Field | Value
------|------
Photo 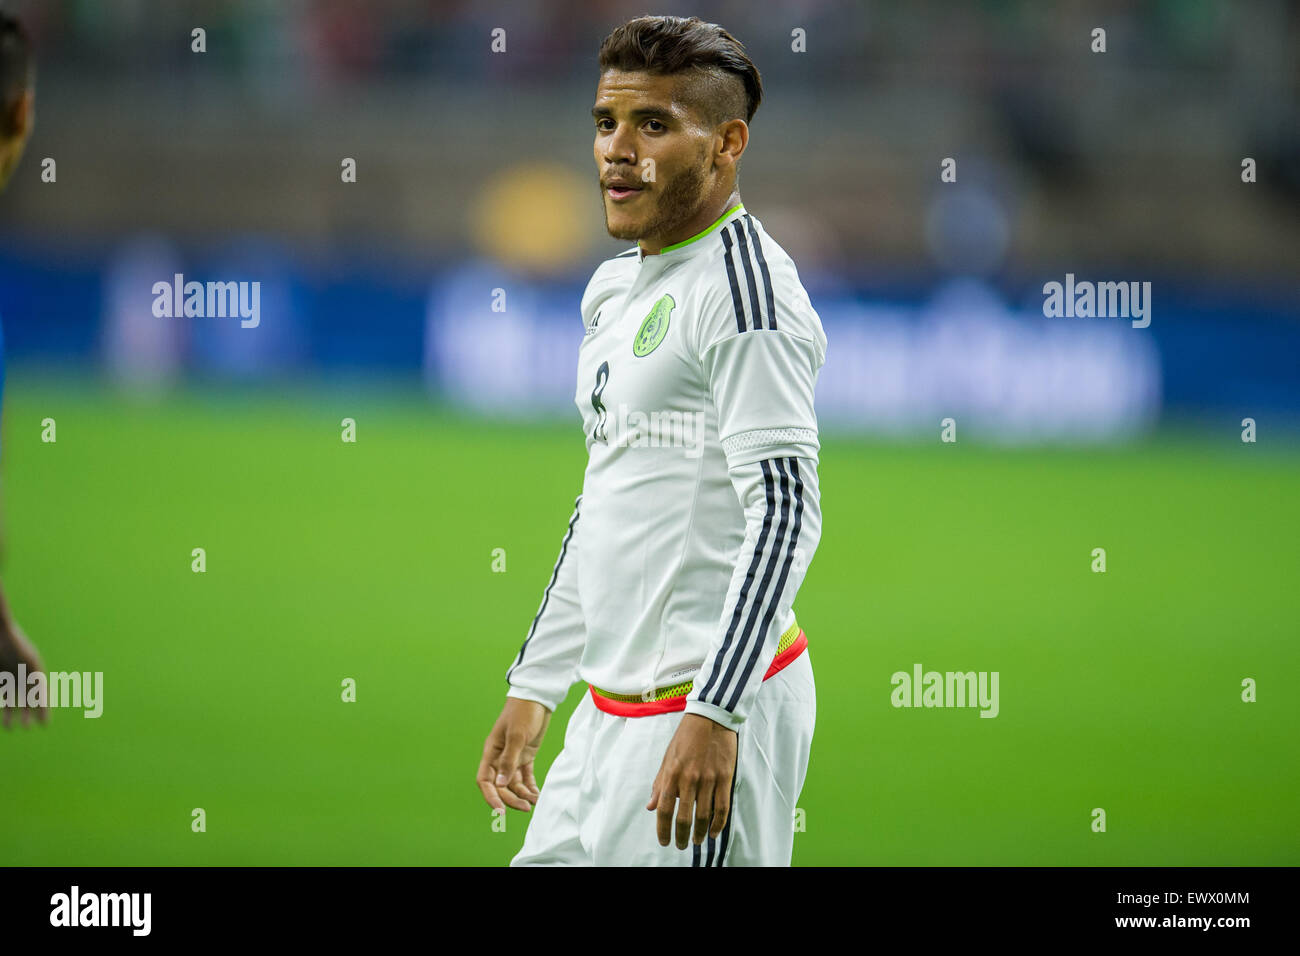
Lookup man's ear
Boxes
[714,118,748,172]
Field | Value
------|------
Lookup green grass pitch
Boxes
[2,379,1296,865]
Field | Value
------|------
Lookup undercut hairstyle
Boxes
[0,12,32,135]
[597,15,763,129]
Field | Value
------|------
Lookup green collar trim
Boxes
[645,203,746,257]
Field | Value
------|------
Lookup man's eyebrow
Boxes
[591,105,675,121]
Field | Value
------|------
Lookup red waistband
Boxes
[588,629,808,717]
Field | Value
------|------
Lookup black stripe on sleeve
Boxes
[707,460,793,707]
[731,222,767,331]
[725,458,805,711]
[720,227,749,334]
[697,461,778,702]
[743,215,777,331]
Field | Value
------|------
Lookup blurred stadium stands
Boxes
[0,0,1296,440]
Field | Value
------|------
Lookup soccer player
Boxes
[477,15,826,866]
[0,11,45,728]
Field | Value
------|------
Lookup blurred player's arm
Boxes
[477,495,587,812]
[0,12,44,729]
[651,282,825,848]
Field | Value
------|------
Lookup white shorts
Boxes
[511,649,816,867]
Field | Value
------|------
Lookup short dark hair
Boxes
[597,16,763,127]
[0,12,32,134]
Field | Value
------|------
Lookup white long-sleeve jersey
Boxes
[505,203,826,731]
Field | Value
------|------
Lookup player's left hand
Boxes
[646,713,737,850]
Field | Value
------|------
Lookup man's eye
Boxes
[646,120,665,131]
[596,119,614,131]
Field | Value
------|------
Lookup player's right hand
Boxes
[0,616,47,729]
[477,697,550,813]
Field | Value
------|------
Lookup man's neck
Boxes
[639,190,743,257]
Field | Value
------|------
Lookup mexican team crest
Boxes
[633,293,675,357]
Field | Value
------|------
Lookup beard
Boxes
[602,153,710,243]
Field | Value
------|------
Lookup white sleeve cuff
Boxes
[721,427,820,469]
[506,686,562,713]
[684,698,745,732]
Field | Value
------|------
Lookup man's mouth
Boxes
[606,184,644,201]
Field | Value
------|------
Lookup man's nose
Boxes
[602,123,636,165]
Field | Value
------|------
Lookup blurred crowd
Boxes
[1,0,1295,277]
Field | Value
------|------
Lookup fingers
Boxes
[481,758,533,812]
[654,784,676,847]
[710,778,731,840]
[692,781,714,846]
[668,777,720,849]
[476,750,507,812]
[674,779,698,850]
[0,635,48,730]
[494,728,528,790]
[650,765,726,850]
[494,776,533,812]
[504,766,539,807]
[477,763,532,812]
[0,705,42,729]
[519,762,541,800]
